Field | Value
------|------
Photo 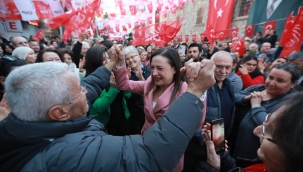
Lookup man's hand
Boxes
[181,59,215,97]
[0,94,10,121]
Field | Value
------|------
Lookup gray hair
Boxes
[288,52,303,61]
[210,51,233,62]
[123,46,139,56]
[250,43,258,49]
[5,62,72,121]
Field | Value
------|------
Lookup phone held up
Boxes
[211,118,225,154]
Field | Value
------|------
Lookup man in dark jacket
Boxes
[0,45,216,172]
[205,51,235,140]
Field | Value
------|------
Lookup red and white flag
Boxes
[192,34,196,42]
[13,0,39,21]
[230,37,245,56]
[206,0,236,33]
[0,0,22,20]
[245,24,254,37]
[32,29,45,42]
[33,0,53,19]
[178,35,182,42]
[229,28,239,39]
[216,30,229,41]
[185,34,189,43]
[48,0,64,16]
[280,7,303,57]
[204,25,215,45]
[263,20,276,33]
[200,33,205,43]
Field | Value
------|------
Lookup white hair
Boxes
[5,62,72,121]
[123,46,139,56]
[82,42,90,48]
[210,51,233,61]
[250,43,258,49]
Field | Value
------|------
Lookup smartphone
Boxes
[178,45,186,55]
[211,118,225,154]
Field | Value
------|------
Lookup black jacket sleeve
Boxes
[81,66,111,107]
[72,41,83,68]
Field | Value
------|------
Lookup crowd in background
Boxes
[0,29,303,172]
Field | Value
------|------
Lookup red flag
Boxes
[230,37,246,56]
[280,7,303,57]
[200,33,205,43]
[33,0,53,19]
[206,0,236,33]
[263,20,276,33]
[132,18,183,47]
[121,8,126,15]
[147,2,153,13]
[148,17,153,24]
[185,35,189,43]
[122,25,127,31]
[216,30,229,41]
[245,24,254,37]
[279,12,295,47]
[47,0,101,43]
[204,25,216,45]
[178,35,182,42]
[192,34,196,42]
[130,5,136,15]
[229,28,239,39]
[141,20,146,27]
[0,0,22,20]
[32,29,45,42]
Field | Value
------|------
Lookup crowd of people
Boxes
[0,28,303,172]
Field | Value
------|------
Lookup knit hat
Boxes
[12,47,33,60]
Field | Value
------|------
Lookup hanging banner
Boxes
[263,20,276,33]
[33,0,53,19]
[0,0,22,20]
[245,24,254,37]
[13,0,39,21]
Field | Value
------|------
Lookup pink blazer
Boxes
[114,65,207,172]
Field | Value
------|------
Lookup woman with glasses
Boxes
[236,55,265,89]
[200,92,303,172]
[229,63,300,167]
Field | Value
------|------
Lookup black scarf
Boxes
[249,69,264,80]
[0,114,94,172]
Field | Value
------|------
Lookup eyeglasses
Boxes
[260,113,277,144]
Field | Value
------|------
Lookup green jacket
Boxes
[89,86,132,126]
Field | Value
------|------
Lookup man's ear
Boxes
[48,104,71,121]
[0,76,5,86]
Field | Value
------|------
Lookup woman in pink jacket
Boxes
[114,47,207,172]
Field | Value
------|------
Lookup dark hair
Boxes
[84,46,107,77]
[287,52,303,61]
[257,31,262,36]
[50,41,57,46]
[28,39,38,43]
[54,36,60,39]
[272,92,303,171]
[36,48,63,62]
[1,43,14,55]
[146,48,184,105]
[188,42,202,53]
[270,63,300,83]
[58,48,74,62]
[0,57,28,77]
[100,40,113,49]
[236,55,263,78]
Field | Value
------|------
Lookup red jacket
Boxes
[236,71,265,89]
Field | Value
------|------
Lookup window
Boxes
[195,7,203,25]
[239,0,253,16]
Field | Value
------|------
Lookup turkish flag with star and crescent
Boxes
[178,35,183,42]
[229,28,239,39]
[206,0,236,33]
[280,7,303,57]
[204,24,216,45]
[245,24,254,37]
[263,20,276,34]
[200,33,205,43]
[230,37,246,56]
[216,30,229,41]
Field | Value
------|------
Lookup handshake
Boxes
[108,44,216,98]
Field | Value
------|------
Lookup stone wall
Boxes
[160,0,248,42]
